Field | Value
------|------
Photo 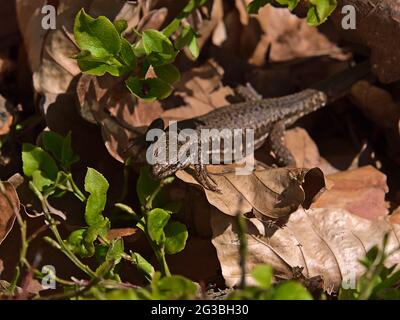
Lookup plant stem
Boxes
[30,182,96,279]
[142,178,171,277]
[237,213,248,289]
[67,174,86,202]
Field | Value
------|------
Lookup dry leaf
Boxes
[312,166,389,220]
[177,165,325,220]
[0,181,19,245]
[220,3,348,66]
[211,207,400,292]
[106,228,138,241]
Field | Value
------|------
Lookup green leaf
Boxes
[142,29,174,55]
[74,9,121,58]
[156,275,197,299]
[65,229,90,257]
[307,0,337,26]
[187,34,200,59]
[154,64,180,84]
[146,208,170,245]
[106,238,124,264]
[132,252,155,282]
[175,26,200,59]
[41,131,78,170]
[164,221,188,254]
[126,76,172,101]
[114,19,128,34]
[182,0,209,14]
[83,218,111,257]
[119,38,136,69]
[77,53,122,76]
[84,168,109,226]
[162,0,208,37]
[276,0,300,11]
[133,40,146,57]
[251,264,273,289]
[22,143,58,191]
[31,170,54,191]
[272,281,313,300]
[142,30,176,66]
[247,0,271,14]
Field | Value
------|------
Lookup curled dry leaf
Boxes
[176,165,325,220]
[0,181,19,245]
[210,165,397,291]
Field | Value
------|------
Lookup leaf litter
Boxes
[2,0,400,296]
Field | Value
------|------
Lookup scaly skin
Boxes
[142,61,371,191]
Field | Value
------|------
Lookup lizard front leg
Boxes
[269,120,296,167]
[194,164,220,192]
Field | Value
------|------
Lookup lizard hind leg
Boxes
[269,120,296,167]
[194,164,220,193]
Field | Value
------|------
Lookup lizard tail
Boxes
[312,59,372,103]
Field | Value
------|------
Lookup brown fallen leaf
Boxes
[312,166,389,220]
[211,207,400,292]
[176,165,325,220]
[0,181,19,245]
[219,2,348,66]
[284,127,321,168]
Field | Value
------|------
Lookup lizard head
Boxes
[147,131,192,180]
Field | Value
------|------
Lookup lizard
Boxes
[136,60,372,192]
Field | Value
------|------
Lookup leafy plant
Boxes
[73,0,206,101]
[229,264,313,300]
[247,0,337,26]
[339,235,400,300]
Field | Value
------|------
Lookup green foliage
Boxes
[247,0,337,26]
[132,252,155,282]
[22,144,58,192]
[251,264,273,289]
[22,132,84,200]
[84,168,109,226]
[73,9,136,77]
[229,264,313,300]
[17,130,400,301]
[73,2,204,102]
[164,221,188,254]
[307,0,337,26]
[339,235,400,300]
[41,131,79,171]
